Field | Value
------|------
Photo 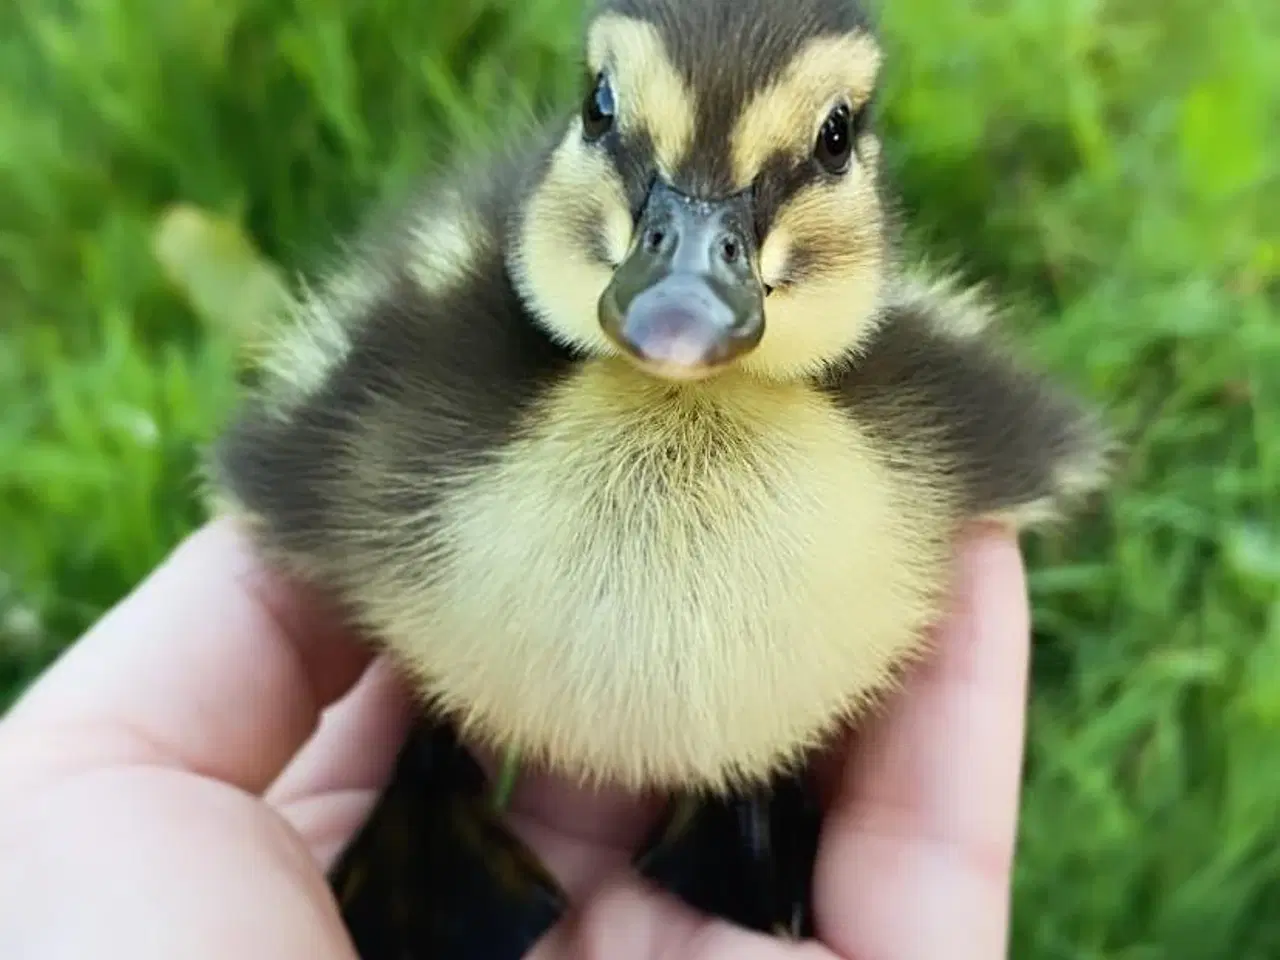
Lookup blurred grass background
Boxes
[1,0,1277,955]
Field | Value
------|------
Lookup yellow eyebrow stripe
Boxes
[586,13,697,180]
[729,32,882,190]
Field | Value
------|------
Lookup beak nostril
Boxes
[644,228,666,253]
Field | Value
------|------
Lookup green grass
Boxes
[1,0,1277,955]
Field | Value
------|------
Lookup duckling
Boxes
[206,0,1109,955]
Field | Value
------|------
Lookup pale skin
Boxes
[0,517,1029,959]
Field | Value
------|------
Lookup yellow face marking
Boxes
[513,15,698,356]
[710,31,886,379]
[586,13,696,179]
[517,22,887,381]
[509,132,632,355]
[729,32,883,189]
[745,133,886,379]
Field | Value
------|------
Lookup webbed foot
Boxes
[635,769,822,938]
[329,720,822,958]
[328,719,568,960]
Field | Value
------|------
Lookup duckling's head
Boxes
[509,0,886,383]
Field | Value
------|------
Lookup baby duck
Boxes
[208,0,1109,955]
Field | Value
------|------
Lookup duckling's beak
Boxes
[599,181,765,380]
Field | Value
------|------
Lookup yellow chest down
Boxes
[360,361,959,793]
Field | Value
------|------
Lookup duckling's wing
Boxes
[207,230,577,587]
[824,290,1110,528]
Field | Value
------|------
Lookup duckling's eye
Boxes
[582,72,616,142]
[815,103,854,175]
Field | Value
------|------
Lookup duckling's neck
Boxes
[540,357,798,443]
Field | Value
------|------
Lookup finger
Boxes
[268,656,414,806]
[267,656,415,867]
[1,518,373,795]
[815,525,1030,960]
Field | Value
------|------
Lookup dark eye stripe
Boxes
[586,224,615,267]
[752,151,821,239]
[580,128,657,267]
[778,244,822,286]
[609,129,656,216]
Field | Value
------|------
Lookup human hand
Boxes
[0,519,1028,959]
[0,520,416,958]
